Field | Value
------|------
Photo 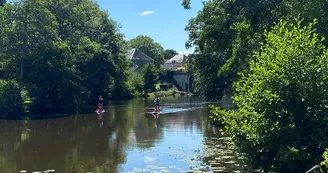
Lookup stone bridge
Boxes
[160,71,193,92]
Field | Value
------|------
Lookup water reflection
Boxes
[98,113,104,128]
[0,96,238,173]
[154,118,160,129]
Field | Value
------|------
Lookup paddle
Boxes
[144,102,154,110]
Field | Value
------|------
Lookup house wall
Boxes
[163,62,183,71]
[172,71,192,92]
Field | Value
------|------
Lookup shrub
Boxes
[142,64,158,93]
[0,80,24,118]
[322,149,328,170]
[212,19,328,172]
[126,71,144,96]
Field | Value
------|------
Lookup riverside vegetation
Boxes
[182,0,328,172]
[0,0,180,117]
[2,0,328,172]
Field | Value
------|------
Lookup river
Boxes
[0,96,245,173]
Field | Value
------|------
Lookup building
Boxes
[163,54,188,71]
[162,54,193,92]
[125,48,154,71]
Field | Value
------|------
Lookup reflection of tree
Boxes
[0,120,24,173]
[0,96,216,172]
[113,98,165,150]
[133,114,164,149]
[0,153,14,173]
[0,109,132,172]
[198,107,225,138]
[200,97,235,138]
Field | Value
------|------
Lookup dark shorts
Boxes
[155,103,159,107]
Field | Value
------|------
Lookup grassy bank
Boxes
[147,88,193,98]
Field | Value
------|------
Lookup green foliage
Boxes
[322,149,328,170]
[126,70,144,96]
[322,149,328,167]
[128,35,165,68]
[0,0,130,113]
[183,53,198,93]
[142,64,158,93]
[0,0,5,7]
[181,0,191,9]
[154,88,178,97]
[213,20,328,172]
[163,49,178,59]
[185,0,328,101]
[0,80,23,118]
[184,54,194,75]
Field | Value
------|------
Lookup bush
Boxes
[142,64,158,93]
[212,19,328,172]
[322,149,328,170]
[126,71,144,96]
[0,80,24,118]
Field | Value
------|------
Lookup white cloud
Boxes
[141,11,154,16]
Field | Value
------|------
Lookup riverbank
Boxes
[147,89,193,97]
[186,136,261,173]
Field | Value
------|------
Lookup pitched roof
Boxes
[165,54,188,64]
[125,48,154,61]
[125,48,135,60]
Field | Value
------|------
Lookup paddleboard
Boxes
[96,109,105,114]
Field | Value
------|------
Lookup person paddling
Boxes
[154,94,160,112]
[96,95,104,114]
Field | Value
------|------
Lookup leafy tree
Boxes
[0,0,130,113]
[212,20,328,172]
[128,35,165,68]
[163,49,178,59]
[184,53,197,93]
[142,64,157,93]
[0,0,5,7]
[181,0,191,9]
[185,0,328,101]
[126,71,144,96]
[184,54,195,76]
[0,0,60,90]
[0,80,23,118]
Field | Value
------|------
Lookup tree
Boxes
[0,0,130,113]
[0,0,5,7]
[0,0,60,91]
[43,0,130,105]
[181,0,191,9]
[128,35,164,68]
[0,80,23,118]
[126,70,144,96]
[184,0,328,101]
[142,64,157,93]
[163,49,178,59]
[212,20,328,172]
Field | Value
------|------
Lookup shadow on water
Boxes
[1,114,69,121]
[0,96,242,173]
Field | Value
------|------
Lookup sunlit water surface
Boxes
[0,96,240,173]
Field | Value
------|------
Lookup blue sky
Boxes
[95,0,204,54]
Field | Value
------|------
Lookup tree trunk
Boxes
[19,58,24,90]
[19,4,28,90]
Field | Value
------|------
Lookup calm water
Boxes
[0,96,239,173]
